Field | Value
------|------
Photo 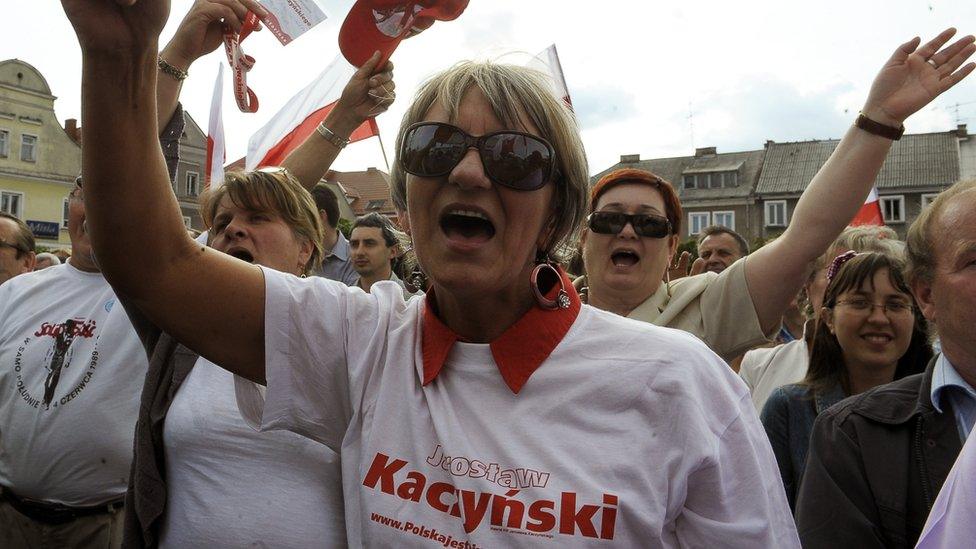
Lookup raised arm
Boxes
[281,52,395,190]
[63,0,267,383]
[745,29,975,334]
[156,0,267,129]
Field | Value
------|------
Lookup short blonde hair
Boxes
[199,170,325,273]
[810,225,903,279]
[390,60,589,261]
[906,179,976,283]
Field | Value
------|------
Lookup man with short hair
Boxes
[795,180,976,548]
[0,110,184,549]
[350,213,415,297]
[310,183,357,285]
[696,225,749,274]
[0,212,36,285]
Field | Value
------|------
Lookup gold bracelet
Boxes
[157,56,188,82]
[316,123,351,149]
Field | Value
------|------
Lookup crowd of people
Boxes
[1,0,975,547]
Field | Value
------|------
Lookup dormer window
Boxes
[681,170,738,189]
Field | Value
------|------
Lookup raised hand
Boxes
[61,0,170,55]
[337,51,397,121]
[862,28,976,126]
[162,0,268,70]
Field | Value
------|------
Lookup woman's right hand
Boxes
[61,0,170,56]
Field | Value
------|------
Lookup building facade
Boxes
[593,147,766,243]
[174,112,207,230]
[0,59,81,251]
[596,125,969,244]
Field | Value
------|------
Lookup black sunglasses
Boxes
[587,211,672,238]
[398,122,556,191]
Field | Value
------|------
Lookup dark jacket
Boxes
[760,382,845,510]
[795,356,962,548]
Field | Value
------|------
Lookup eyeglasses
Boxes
[586,211,672,238]
[834,298,915,317]
[398,122,556,191]
[0,241,25,254]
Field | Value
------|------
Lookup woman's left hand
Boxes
[862,28,975,126]
[336,51,397,122]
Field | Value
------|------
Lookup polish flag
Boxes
[849,187,885,226]
[530,44,573,110]
[206,63,226,187]
[245,55,378,170]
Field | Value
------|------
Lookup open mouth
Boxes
[440,209,496,244]
[227,249,255,263]
[861,334,893,344]
[611,249,640,267]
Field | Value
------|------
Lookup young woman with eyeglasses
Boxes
[579,29,975,364]
[63,0,809,542]
[760,252,932,510]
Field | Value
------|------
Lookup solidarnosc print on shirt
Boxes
[0,263,147,506]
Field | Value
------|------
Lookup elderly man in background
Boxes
[34,253,62,271]
[0,212,36,285]
[795,180,976,548]
[696,224,749,274]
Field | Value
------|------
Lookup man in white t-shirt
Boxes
[0,112,183,547]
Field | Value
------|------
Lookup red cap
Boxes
[339,0,469,68]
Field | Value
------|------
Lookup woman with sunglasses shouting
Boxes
[580,29,975,365]
[63,1,802,545]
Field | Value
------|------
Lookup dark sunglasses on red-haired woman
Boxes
[398,122,556,191]
[587,211,672,238]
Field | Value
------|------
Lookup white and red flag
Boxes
[206,63,226,187]
[245,55,379,170]
[530,44,573,110]
[849,186,885,226]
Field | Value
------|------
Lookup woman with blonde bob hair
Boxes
[121,169,351,548]
[68,2,807,546]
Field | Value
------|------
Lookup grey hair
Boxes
[34,252,61,266]
[389,60,589,262]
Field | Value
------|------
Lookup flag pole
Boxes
[376,129,391,172]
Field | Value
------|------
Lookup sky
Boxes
[4,0,976,176]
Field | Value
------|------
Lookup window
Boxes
[0,129,9,158]
[880,195,905,223]
[63,198,70,229]
[682,174,695,189]
[183,216,193,228]
[725,171,738,187]
[921,193,939,209]
[713,211,735,230]
[688,212,710,235]
[20,134,37,162]
[765,200,787,227]
[366,199,386,210]
[1,191,24,217]
[186,171,199,196]
[680,171,739,190]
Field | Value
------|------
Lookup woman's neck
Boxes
[432,280,537,343]
[846,360,898,395]
[586,280,661,318]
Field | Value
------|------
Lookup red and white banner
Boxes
[531,44,573,110]
[245,54,379,170]
[206,63,226,187]
[849,186,885,226]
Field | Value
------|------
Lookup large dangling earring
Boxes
[665,266,672,298]
[406,265,428,293]
[531,256,570,310]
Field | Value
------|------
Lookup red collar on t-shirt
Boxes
[421,266,582,394]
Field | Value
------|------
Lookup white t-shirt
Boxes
[738,338,810,413]
[236,269,799,548]
[0,263,146,505]
[159,356,345,548]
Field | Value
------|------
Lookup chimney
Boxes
[695,147,717,157]
[64,118,81,144]
[765,140,775,148]
[619,154,640,163]
[958,124,968,138]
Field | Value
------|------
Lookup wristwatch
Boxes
[855,113,904,141]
